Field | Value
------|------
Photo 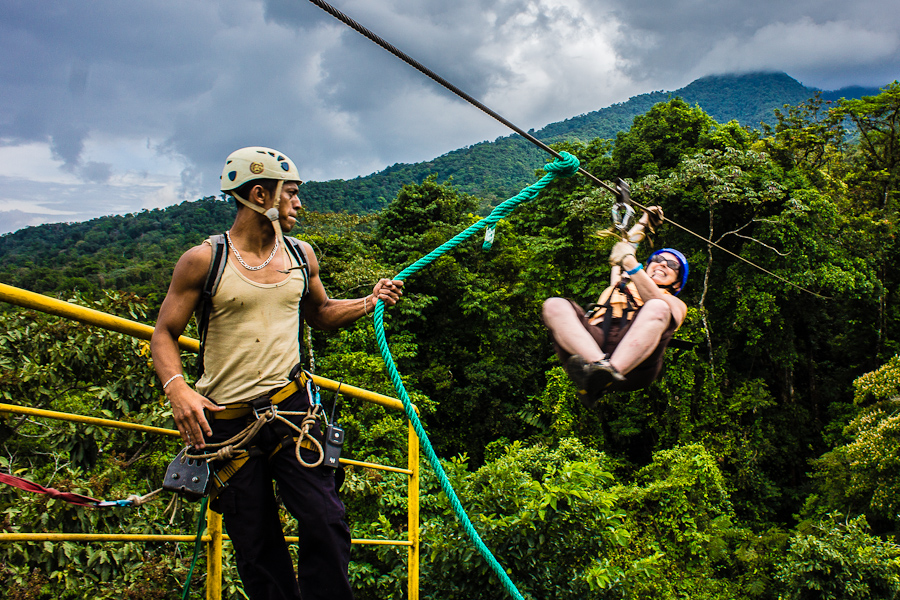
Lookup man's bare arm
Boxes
[299,241,403,330]
[150,244,224,448]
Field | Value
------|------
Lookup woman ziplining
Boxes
[543,207,689,406]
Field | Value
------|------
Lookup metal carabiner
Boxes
[611,204,635,232]
[610,178,634,233]
[305,372,321,407]
[252,405,277,423]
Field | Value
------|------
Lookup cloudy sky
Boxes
[1,0,897,235]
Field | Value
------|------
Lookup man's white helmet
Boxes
[220,146,301,194]
[220,146,302,251]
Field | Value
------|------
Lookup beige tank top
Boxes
[194,243,306,404]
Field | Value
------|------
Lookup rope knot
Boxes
[543,151,580,176]
[215,446,235,461]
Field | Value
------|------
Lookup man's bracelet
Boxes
[162,373,184,390]
[625,263,643,275]
[363,295,372,317]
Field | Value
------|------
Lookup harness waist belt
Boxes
[211,374,307,420]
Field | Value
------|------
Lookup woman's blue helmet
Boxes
[648,248,688,295]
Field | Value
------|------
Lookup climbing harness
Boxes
[585,281,644,341]
[1,372,330,507]
[369,153,580,600]
[163,368,328,503]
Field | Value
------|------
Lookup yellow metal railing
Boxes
[0,283,420,599]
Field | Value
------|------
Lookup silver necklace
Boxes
[225,230,279,271]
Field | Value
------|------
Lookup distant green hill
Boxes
[0,72,884,301]
[298,72,882,213]
[0,196,235,304]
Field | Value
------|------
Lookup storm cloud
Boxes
[0,0,897,234]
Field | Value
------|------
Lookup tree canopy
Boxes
[3,84,900,599]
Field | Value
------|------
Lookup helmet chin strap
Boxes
[268,180,286,247]
[231,181,287,250]
[656,282,680,294]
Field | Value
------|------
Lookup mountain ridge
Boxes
[297,72,882,213]
[0,71,887,299]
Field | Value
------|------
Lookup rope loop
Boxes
[274,405,325,468]
[373,155,580,600]
[543,151,580,176]
[480,151,579,251]
[295,433,324,468]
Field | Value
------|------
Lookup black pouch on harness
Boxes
[163,448,211,501]
[323,423,344,467]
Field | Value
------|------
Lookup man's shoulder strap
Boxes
[203,234,228,300]
[196,234,227,379]
[283,236,309,270]
[283,236,310,300]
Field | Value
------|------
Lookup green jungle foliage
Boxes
[0,197,237,311]
[2,81,900,599]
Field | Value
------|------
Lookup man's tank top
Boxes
[194,245,307,404]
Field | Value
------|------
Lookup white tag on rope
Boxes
[483,226,495,248]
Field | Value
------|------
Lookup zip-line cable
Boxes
[625,196,830,299]
[305,0,620,196]
[306,0,828,299]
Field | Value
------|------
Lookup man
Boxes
[542,218,687,405]
[151,146,402,600]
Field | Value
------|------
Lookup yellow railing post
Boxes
[0,282,199,351]
[408,421,420,600]
[206,508,223,600]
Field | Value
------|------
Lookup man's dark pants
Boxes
[208,391,353,600]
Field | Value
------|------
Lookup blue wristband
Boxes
[625,263,643,275]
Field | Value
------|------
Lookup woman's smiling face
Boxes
[647,252,681,289]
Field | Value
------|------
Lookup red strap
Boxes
[0,472,99,506]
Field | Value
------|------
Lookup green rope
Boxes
[373,152,580,600]
[182,497,209,600]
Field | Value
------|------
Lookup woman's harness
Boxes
[584,280,644,341]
